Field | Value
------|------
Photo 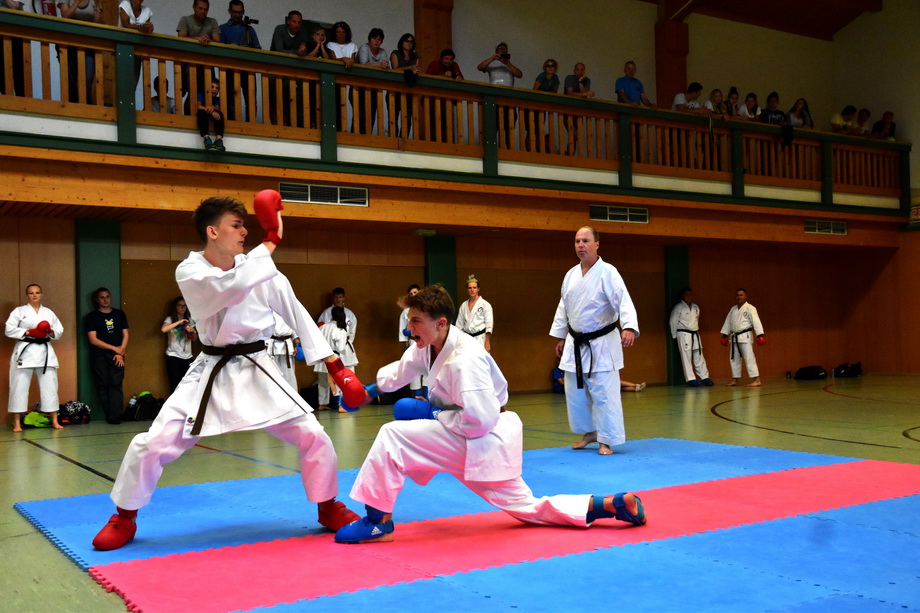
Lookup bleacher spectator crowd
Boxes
[0,0,899,144]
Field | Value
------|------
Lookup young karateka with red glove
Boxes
[92,191,366,551]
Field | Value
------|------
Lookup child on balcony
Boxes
[197,77,225,151]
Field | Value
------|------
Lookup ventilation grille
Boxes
[589,205,649,224]
[278,182,369,207]
[804,220,847,235]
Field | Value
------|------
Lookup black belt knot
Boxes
[193,341,266,435]
[271,334,294,368]
[729,327,753,360]
[568,322,618,389]
[18,336,51,373]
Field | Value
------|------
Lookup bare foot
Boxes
[12,425,22,433]
[598,443,614,455]
[726,381,738,387]
[634,383,646,392]
[572,432,597,449]
[337,406,349,413]
[317,405,330,411]
[52,423,64,430]
[747,380,762,387]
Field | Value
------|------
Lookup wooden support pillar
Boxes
[414,0,453,69]
[654,19,689,113]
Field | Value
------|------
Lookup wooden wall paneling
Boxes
[385,233,425,268]
[898,233,920,373]
[121,222,171,261]
[169,223,202,263]
[348,232,389,266]
[306,230,349,265]
[455,235,492,271]
[0,217,20,413]
[121,260,182,399]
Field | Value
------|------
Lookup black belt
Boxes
[271,334,294,368]
[192,341,282,436]
[676,329,700,351]
[17,337,51,374]
[467,328,487,337]
[568,322,618,389]
[729,327,753,360]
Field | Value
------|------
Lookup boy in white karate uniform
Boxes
[335,285,646,544]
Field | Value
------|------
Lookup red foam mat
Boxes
[89,460,920,613]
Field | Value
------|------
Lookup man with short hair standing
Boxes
[550,227,639,455]
[84,288,130,424]
[720,288,765,387]
[615,61,654,107]
[220,0,260,121]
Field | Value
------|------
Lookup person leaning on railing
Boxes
[354,28,389,135]
[56,0,104,104]
[118,0,153,91]
[0,0,27,97]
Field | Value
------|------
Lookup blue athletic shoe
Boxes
[334,516,395,544]
[688,379,702,387]
[702,378,714,386]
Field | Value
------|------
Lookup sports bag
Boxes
[794,365,827,380]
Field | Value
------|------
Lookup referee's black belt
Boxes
[568,322,618,389]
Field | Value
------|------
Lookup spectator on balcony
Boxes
[220,0,260,121]
[871,111,896,140]
[150,76,177,114]
[830,105,859,134]
[787,98,813,128]
[269,11,310,127]
[854,108,872,135]
[703,88,728,119]
[477,42,522,87]
[197,77,225,151]
[671,82,707,115]
[736,92,761,121]
[532,59,560,93]
[477,43,522,149]
[759,92,787,125]
[57,0,104,104]
[615,61,653,107]
[270,10,310,56]
[564,63,595,99]
[220,0,260,48]
[328,22,357,68]
[0,1,25,97]
[725,87,740,118]
[355,28,388,135]
[177,0,221,113]
[425,49,464,80]
[390,33,421,138]
[303,25,332,59]
[118,0,154,91]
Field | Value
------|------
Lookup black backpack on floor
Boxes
[834,362,862,378]
[794,365,828,380]
[59,400,91,425]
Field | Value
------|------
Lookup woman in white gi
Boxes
[161,296,197,393]
[267,312,299,391]
[92,194,366,551]
[669,287,712,387]
[316,288,357,407]
[550,227,639,455]
[720,288,765,387]
[455,274,493,352]
[335,285,646,544]
[314,306,348,411]
[6,284,64,432]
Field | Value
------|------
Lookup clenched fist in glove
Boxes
[756,335,766,346]
[326,358,369,408]
[25,320,52,338]
[253,189,284,245]
[720,336,728,346]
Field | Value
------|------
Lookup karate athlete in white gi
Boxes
[316,288,357,407]
[398,284,424,397]
[5,284,64,432]
[455,275,493,352]
[669,287,713,387]
[267,312,299,390]
[720,288,765,387]
[550,226,639,455]
[314,306,349,411]
[334,285,646,544]
[92,193,367,551]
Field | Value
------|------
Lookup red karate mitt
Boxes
[253,189,283,245]
[757,335,766,346]
[326,358,369,408]
[720,336,728,346]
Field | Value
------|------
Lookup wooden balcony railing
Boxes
[0,11,911,213]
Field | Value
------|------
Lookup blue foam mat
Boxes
[15,438,858,571]
[247,496,920,613]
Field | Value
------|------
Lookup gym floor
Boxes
[2,375,918,611]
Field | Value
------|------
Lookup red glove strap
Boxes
[326,357,345,376]
[264,229,281,245]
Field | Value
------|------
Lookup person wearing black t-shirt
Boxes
[759,91,788,125]
[84,287,130,423]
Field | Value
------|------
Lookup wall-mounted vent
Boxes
[589,205,649,224]
[804,220,847,235]
[278,182,369,207]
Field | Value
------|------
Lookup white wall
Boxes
[686,14,835,126]
[832,0,919,195]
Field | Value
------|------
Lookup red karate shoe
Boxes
[92,509,137,551]
[317,499,360,532]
